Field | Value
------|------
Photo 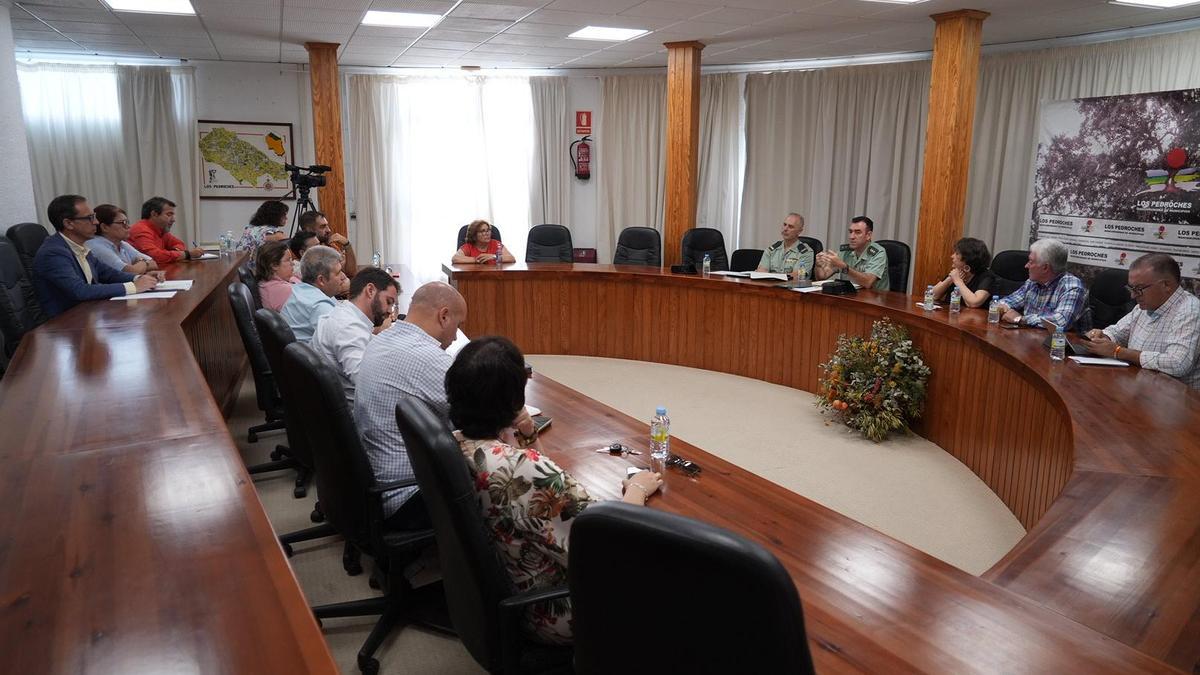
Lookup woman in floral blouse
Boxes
[445,336,662,645]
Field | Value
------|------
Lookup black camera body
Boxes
[285,163,329,189]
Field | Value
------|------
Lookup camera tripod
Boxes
[285,183,317,237]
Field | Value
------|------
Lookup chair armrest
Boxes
[499,585,571,673]
[499,585,570,611]
[369,478,419,494]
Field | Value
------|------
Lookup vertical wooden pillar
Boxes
[912,10,988,294]
[663,41,704,268]
[304,42,347,237]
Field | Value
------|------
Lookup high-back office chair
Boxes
[680,228,729,272]
[457,224,502,250]
[395,396,573,674]
[568,501,816,675]
[0,239,46,373]
[876,239,911,293]
[237,262,263,310]
[1087,268,1134,330]
[282,343,442,675]
[252,308,314,499]
[5,223,49,279]
[991,250,1029,298]
[525,224,573,263]
[613,227,661,267]
[799,235,823,256]
[729,248,763,272]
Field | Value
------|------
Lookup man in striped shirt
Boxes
[996,238,1086,330]
[1084,253,1200,389]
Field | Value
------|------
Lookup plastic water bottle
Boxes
[702,253,711,277]
[225,229,234,256]
[797,264,808,281]
[1050,325,1066,361]
[949,288,961,314]
[650,407,670,474]
[988,294,1002,324]
[495,247,502,265]
[923,284,935,310]
[371,251,381,268]
[217,232,228,257]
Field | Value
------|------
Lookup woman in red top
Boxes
[452,219,515,265]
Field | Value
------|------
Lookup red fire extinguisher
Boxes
[570,136,592,181]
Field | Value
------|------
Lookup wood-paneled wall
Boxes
[305,42,348,238]
[663,41,704,268]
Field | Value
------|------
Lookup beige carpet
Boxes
[526,355,1025,576]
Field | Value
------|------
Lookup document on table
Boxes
[792,285,823,293]
[749,271,788,281]
[194,253,219,260]
[156,280,194,291]
[711,270,750,277]
[111,291,177,300]
[1068,356,1130,367]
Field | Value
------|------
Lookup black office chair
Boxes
[876,239,911,293]
[457,224,502,249]
[729,248,763,272]
[237,262,262,310]
[253,308,314,499]
[0,239,46,372]
[799,235,823,256]
[991,249,1029,297]
[5,223,49,280]
[568,501,816,675]
[281,343,444,675]
[525,224,573,263]
[396,396,573,674]
[613,227,661,267]
[1087,268,1134,330]
[680,228,729,272]
[227,282,294,463]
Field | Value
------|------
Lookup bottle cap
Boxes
[656,406,667,415]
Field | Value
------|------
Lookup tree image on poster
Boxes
[1032,89,1200,283]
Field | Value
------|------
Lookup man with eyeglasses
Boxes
[32,194,161,318]
[1083,253,1200,389]
[994,238,1086,330]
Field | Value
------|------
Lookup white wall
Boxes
[566,75,600,250]
[192,60,312,242]
[0,5,38,224]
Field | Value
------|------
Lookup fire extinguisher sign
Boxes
[575,110,592,135]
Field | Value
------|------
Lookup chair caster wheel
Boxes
[282,542,293,557]
[294,484,307,499]
[343,559,363,576]
[270,449,283,461]
[248,431,258,443]
[310,507,325,523]
[368,576,381,590]
[358,655,380,675]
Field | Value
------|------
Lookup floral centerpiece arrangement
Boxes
[816,318,931,442]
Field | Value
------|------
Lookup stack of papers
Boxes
[111,291,177,301]
[1068,356,1129,367]
[194,253,219,260]
[710,271,789,281]
[156,280,194,291]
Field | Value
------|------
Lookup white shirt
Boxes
[311,300,374,406]
[1104,286,1200,389]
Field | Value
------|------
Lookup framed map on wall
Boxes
[198,120,294,199]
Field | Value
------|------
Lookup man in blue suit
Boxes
[33,194,160,318]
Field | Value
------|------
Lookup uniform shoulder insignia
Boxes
[768,240,782,251]
[839,244,852,252]
[867,243,883,255]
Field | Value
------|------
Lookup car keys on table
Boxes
[595,442,641,455]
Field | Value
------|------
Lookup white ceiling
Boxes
[9,0,1200,69]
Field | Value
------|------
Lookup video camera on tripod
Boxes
[285,163,330,189]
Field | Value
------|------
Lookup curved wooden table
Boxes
[0,255,336,673]
[449,262,1200,673]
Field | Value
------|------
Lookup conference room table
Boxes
[447,262,1200,673]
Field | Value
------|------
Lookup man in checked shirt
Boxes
[995,239,1087,330]
[1083,253,1200,389]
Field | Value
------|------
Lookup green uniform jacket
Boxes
[758,240,815,277]
[838,242,890,291]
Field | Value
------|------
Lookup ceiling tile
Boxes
[46,20,134,35]
[15,40,87,51]
[417,38,486,50]
[696,6,788,24]
[423,27,498,41]
[10,18,57,33]
[497,22,571,37]
[16,5,121,24]
[437,17,516,32]
[450,3,535,21]
[620,1,707,20]
[285,0,371,9]
[197,3,280,20]
[486,32,552,46]
[356,25,430,38]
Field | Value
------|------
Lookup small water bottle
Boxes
[495,247,502,265]
[949,288,961,314]
[371,251,381,268]
[923,284,935,310]
[224,229,234,256]
[217,232,227,257]
[649,406,670,474]
[1050,325,1066,361]
[988,294,1002,324]
[702,253,711,277]
[797,264,808,281]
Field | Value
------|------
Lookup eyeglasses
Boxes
[112,220,130,226]
[68,214,98,222]
[1125,280,1163,297]
[667,454,701,477]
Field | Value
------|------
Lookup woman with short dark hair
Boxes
[451,219,514,265]
[445,336,661,645]
[237,200,290,260]
[255,240,296,312]
[932,237,995,308]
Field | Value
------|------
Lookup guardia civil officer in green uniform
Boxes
[757,212,815,279]
[814,216,890,291]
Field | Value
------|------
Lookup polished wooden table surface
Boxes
[0,254,337,673]
[450,262,1200,673]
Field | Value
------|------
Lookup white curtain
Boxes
[349,74,534,287]
[17,63,197,239]
[740,62,930,257]
[967,28,1200,252]
[697,73,744,246]
[529,76,570,227]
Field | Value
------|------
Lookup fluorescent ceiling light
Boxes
[1110,0,1200,6]
[568,26,650,41]
[101,0,195,15]
[362,10,442,27]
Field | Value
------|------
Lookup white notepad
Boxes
[111,291,177,300]
[1068,356,1129,367]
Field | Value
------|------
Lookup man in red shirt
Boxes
[129,196,205,265]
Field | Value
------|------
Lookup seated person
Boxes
[298,210,357,276]
[312,267,399,406]
[452,219,514,265]
[756,212,814,279]
[288,230,319,279]
[280,245,347,342]
[995,238,1085,330]
[85,204,157,275]
[129,196,204,265]
[446,335,663,645]
[354,281,468,530]
[813,216,890,290]
[33,194,159,318]
[237,200,289,263]
[931,237,995,308]
[1083,253,1200,388]
[254,241,296,312]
